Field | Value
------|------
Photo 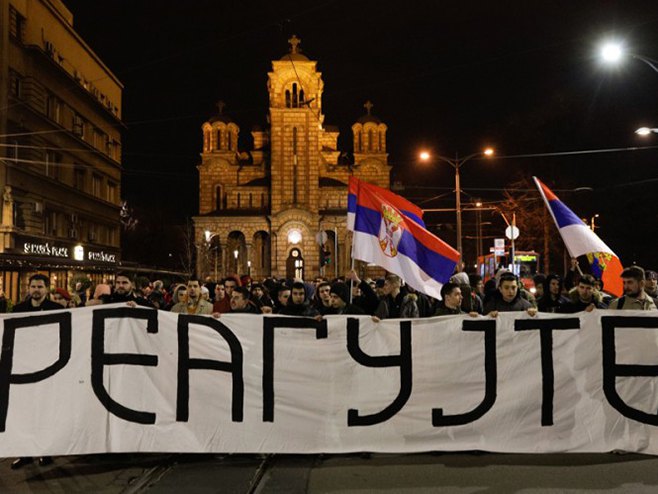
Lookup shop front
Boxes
[0,235,120,305]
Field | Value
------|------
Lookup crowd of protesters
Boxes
[4,260,657,469]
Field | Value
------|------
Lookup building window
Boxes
[215,185,222,210]
[46,93,61,123]
[107,182,117,203]
[88,223,97,242]
[368,130,373,151]
[45,210,58,236]
[9,71,23,99]
[108,227,117,246]
[74,168,85,190]
[45,151,61,180]
[9,7,25,43]
[285,90,291,108]
[228,131,233,151]
[92,174,102,197]
[73,113,84,137]
[292,83,298,107]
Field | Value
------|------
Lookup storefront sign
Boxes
[23,242,68,258]
[87,250,117,263]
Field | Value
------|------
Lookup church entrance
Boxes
[286,248,304,280]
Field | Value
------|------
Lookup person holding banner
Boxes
[562,274,607,313]
[608,266,657,311]
[483,272,537,317]
[170,278,213,315]
[329,283,365,315]
[10,274,58,469]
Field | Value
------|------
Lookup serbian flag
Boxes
[347,176,425,231]
[534,177,623,297]
[352,182,459,300]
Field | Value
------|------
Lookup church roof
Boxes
[280,52,310,62]
[356,114,382,124]
[208,113,235,124]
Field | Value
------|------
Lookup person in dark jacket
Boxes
[346,269,380,315]
[561,274,607,313]
[483,273,537,317]
[329,283,364,315]
[537,274,569,313]
[101,272,153,307]
[279,282,319,317]
[229,286,260,314]
[434,282,465,316]
[374,274,419,320]
[10,273,58,469]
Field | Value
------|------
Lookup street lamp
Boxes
[636,127,658,136]
[419,147,495,266]
[233,249,239,273]
[204,230,219,281]
[599,41,658,74]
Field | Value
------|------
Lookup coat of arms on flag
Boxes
[379,204,403,257]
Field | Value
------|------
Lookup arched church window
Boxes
[215,185,222,210]
[292,83,298,107]
[368,130,373,151]
[285,90,291,108]
[299,89,305,106]
[228,131,233,151]
[357,132,362,152]
[216,130,222,150]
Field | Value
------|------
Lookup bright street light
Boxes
[601,42,623,62]
[599,41,658,74]
[636,127,658,136]
[418,148,495,267]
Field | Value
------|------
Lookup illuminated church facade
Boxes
[193,36,390,280]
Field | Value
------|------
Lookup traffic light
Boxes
[320,247,331,266]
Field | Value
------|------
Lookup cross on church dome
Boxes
[364,100,373,115]
[216,100,226,114]
[288,35,301,54]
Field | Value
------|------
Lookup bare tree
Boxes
[499,176,560,273]
[178,218,196,277]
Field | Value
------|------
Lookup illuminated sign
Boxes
[23,242,69,258]
[87,250,117,263]
[73,245,85,261]
[515,255,537,262]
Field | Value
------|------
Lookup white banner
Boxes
[1,305,658,456]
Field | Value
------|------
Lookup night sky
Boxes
[63,0,658,269]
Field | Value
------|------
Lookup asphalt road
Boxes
[2,452,658,493]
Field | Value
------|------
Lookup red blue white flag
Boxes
[347,176,425,231]
[533,176,623,297]
[352,181,459,299]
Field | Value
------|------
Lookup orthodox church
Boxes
[193,36,390,280]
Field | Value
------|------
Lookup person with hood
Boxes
[328,282,364,315]
[537,274,570,313]
[451,272,483,314]
[373,274,419,320]
[483,272,537,317]
[279,281,319,317]
[561,274,607,313]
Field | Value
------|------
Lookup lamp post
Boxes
[600,42,658,74]
[233,249,239,274]
[419,148,494,267]
[636,127,658,136]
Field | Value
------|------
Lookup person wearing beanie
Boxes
[329,283,364,315]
